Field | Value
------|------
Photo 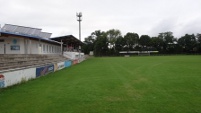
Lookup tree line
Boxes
[82,29,201,56]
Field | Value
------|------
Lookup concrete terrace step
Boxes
[0,54,69,71]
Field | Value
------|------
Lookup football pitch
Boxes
[0,56,201,113]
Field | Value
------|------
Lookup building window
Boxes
[43,44,45,53]
[46,45,48,52]
[11,45,20,50]
[49,45,51,53]
[0,39,5,42]
[50,46,52,53]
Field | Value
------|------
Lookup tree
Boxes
[196,33,201,52]
[115,36,125,52]
[197,33,201,43]
[82,36,95,54]
[164,32,174,44]
[149,37,158,51]
[94,32,108,56]
[139,35,151,48]
[91,30,106,40]
[150,37,163,51]
[82,30,105,54]
[84,29,201,55]
[84,36,95,44]
[158,32,174,43]
[124,32,139,51]
[178,34,197,53]
[158,32,175,52]
[106,29,122,50]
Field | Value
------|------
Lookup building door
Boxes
[0,43,5,54]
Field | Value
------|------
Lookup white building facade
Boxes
[0,24,62,54]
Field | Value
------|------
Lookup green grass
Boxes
[0,56,201,113]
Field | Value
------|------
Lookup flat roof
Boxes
[0,24,82,46]
[0,24,60,45]
[2,24,52,38]
[0,31,61,45]
[51,35,83,45]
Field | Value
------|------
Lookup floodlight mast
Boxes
[0,24,1,36]
[76,12,82,41]
[76,12,82,62]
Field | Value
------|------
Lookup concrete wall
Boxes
[1,68,36,88]
[0,59,74,88]
[73,59,79,65]
[54,61,65,71]
[36,64,54,78]
[63,52,85,61]
[65,60,72,68]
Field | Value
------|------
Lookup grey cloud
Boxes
[1,0,201,40]
[179,17,201,36]
[148,18,178,36]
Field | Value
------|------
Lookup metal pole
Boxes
[61,40,63,55]
[0,24,1,36]
[76,12,82,62]
[79,19,81,41]
[79,16,81,61]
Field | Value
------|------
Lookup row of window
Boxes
[42,44,61,53]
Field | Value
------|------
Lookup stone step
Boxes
[0,54,69,71]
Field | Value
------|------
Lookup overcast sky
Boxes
[0,0,201,40]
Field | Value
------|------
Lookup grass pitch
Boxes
[0,56,201,113]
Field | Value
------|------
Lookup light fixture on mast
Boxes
[76,12,82,41]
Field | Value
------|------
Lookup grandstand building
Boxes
[0,24,85,88]
[0,24,85,60]
[0,24,63,54]
[0,24,83,55]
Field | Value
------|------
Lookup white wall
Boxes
[2,68,36,87]
[3,36,25,54]
[63,52,85,61]
[31,40,38,54]
[0,36,61,54]
[0,36,28,54]
[0,60,73,88]
[56,61,65,71]
[41,42,61,54]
